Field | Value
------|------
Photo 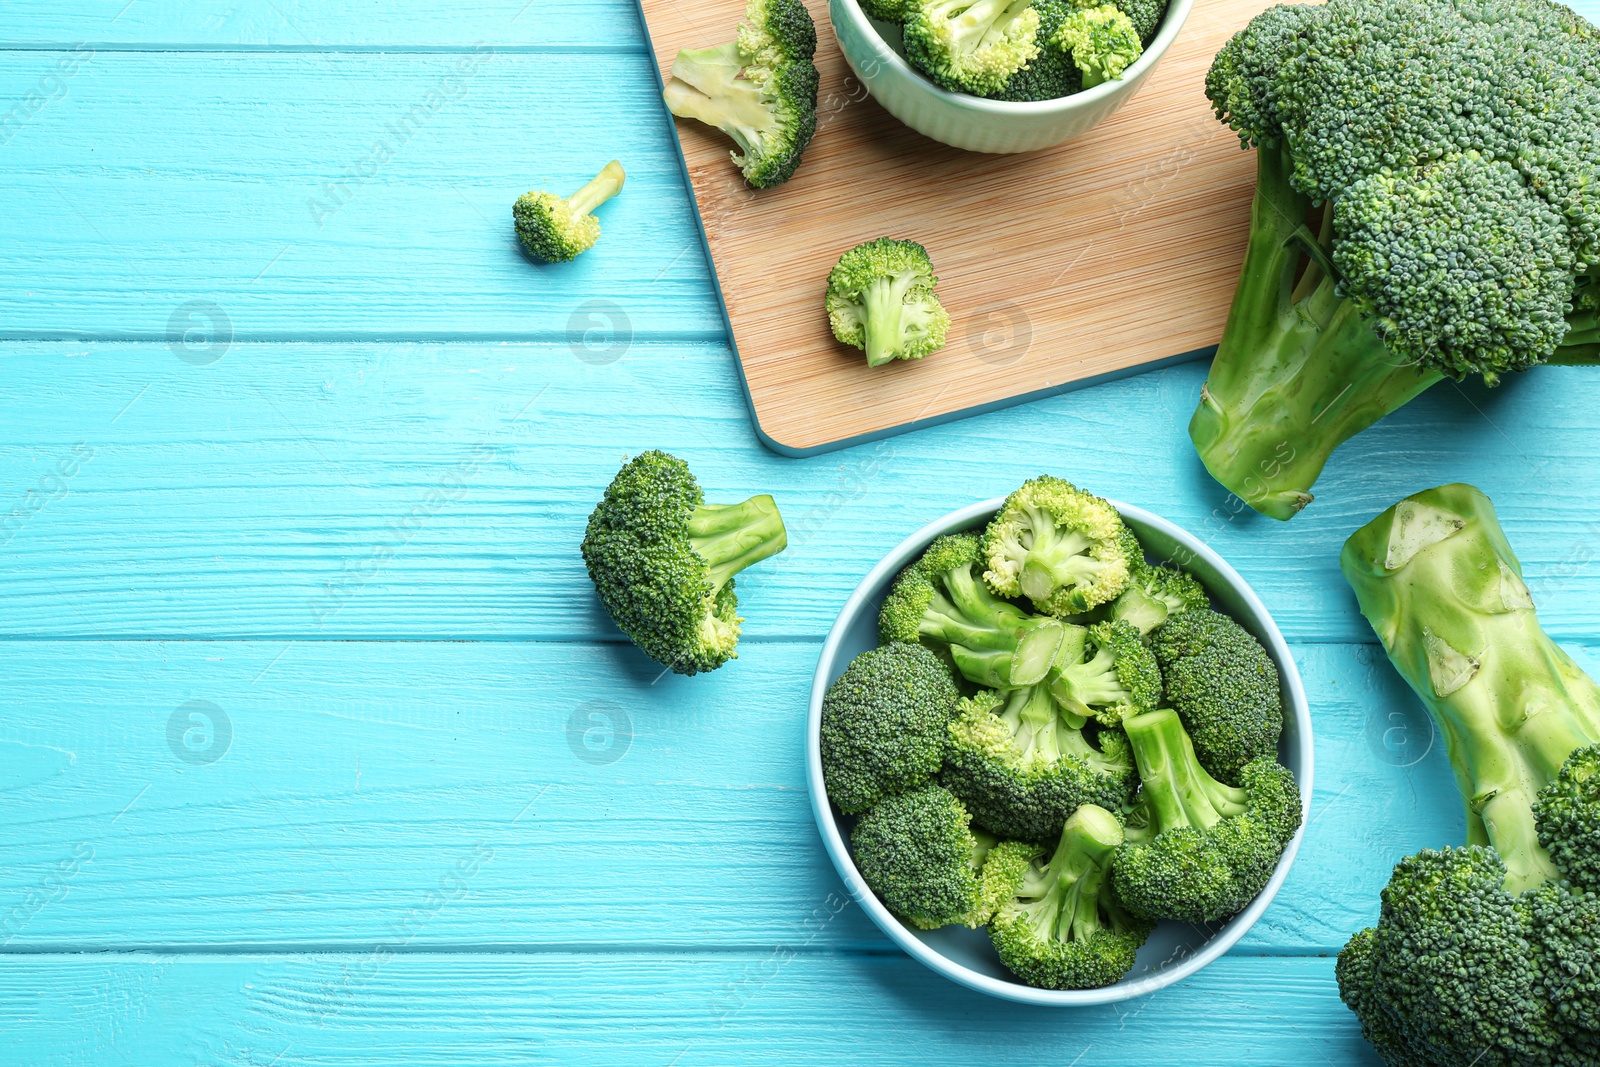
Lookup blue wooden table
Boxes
[4,3,1599,1063]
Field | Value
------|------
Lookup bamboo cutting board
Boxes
[640,0,1276,454]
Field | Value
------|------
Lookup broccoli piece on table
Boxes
[820,642,960,814]
[1151,607,1283,782]
[1113,708,1301,923]
[1049,620,1162,727]
[826,238,950,367]
[987,0,1083,101]
[851,784,1013,929]
[980,476,1133,617]
[1052,3,1142,87]
[1110,560,1207,637]
[662,0,820,188]
[904,0,1041,96]
[512,160,625,263]
[988,804,1154,989]
[581,450,786,675]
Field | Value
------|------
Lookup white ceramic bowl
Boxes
[806,497,1313,1005]
[829,0,1194,153]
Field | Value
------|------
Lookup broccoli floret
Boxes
[941,687,1136,841]
[1051,3,1142,87]
[1106,0,1166,44]
[904,0,1041,96]
[1151,607,1283,781]
[1049,620,1162,727]
[851,785,1011,929]
[1111,561,1207,636]
[825,238,951,367]
[820,643,960,814]
[880,532,1071,689]
[980,477,1133,616]
[988,805,1155,989]
[512,160,625,263]
[1189,0,1600,520]
[1112,708,1301,922]
[581,451,786,674]
[662,0,819,188]
[987,0,1083,101]
[858,0,911,19]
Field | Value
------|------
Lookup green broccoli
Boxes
[662,0,820,188]
[1190,0,1600,519]
[1151,607,1283,781]
[1110,560,1207,636]
[1112,707,1301,923]
[858,0,911,19]
[988,804,1154,989]
[851,784,1015,929]
[1336,483,1600,1066]
[903,0,1041,96]
[880,532,1070,689]
[941,686,1136,841]
[512,160,625,263]
[825,238,951,367]
[1049,619,1162,727]
[820,642,960,814]
[979,476,1133,617]
[1107,0,1166,44]
[1052,3,1142,87]
[987,0,1083,101]
[581,451,786,674]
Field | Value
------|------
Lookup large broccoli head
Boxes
[581,451,787,674]
[1151,607,1283,782]
[851,784,1013,929]
[825,238,950,367]
[980,476,1133,616]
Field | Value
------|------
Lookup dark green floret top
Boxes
[1152,607,1283,782]
[851,784,1013,929]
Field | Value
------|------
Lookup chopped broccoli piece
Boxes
[987,0,1083,100]
[980,476,1133,616]
[904,0,1041,96]
[1111,560,1208,636]
[858,0,912,19]
[581,450,786,674]
[820,642,960,814]
[826,238,950,367]
[988,804,1154,989]
[662,0,820,188]
[1151,607,1283,782]
[1104,0,1166,44]
[512,160,625,263]
[1052,3,1142,87]
[1049,619,1162,727]
[851,785,1010,929]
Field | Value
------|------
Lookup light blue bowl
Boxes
[806,497,1313,1005]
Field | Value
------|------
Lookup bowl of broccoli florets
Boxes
[807,478,1312,1003]
[830,0,1190,153]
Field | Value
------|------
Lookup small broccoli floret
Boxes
[512,160,625,263]
[1533,745,1600,892]
[942,687,1136,841]
[851,785,1010,929]
[980,477,1132,616]
[1051,4,1142,88]
[989,805,1155,989]
[826,238,950,367]
[662,0,819,188]
[1111,561,1208,637]
[1151,607,1283,781]
[858,0,911,19]
[904,0,1041,96]
[820,643,960,814]
[1049,620,1162,727]
[1113,708,1301,922]
[987,0,1083,100]
[1107,0,1166,44]
[581,450,786,674]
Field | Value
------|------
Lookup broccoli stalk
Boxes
[1123,707,1247,831]
[688,495,789,595]
[512,160,626,263]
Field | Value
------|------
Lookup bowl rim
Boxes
[805,496,1314,1006]
[829,0,1197,116]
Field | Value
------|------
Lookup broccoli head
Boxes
[825,238,950,367]
[1051,3,1142,87]
[512,160,625,263]
[581,450,786,674]
[988,804,1155,989]
[941,686,1136,841]
[1113,708,1301,923]
[904,0,1041,96]
[851,784,1013,929]
[662,0,819,188]
[1049,619,1162,728]
[1107,0,1167,44]
[987,0,1083,101]
[1151,607,1283,782]
[1111,559,1207,636]
[980,477,1133,616]
[820,642,960,815]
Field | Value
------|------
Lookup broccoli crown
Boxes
[820,642,960,814]
[512,160,625,263]
[942,688,1136,841]
[581,450,787,675]
[1150,607,1283,781]
[1049,619,1163,727]
[987,0,1084,101]
[851,785,1002,929]
[1104,0,1166,43]
[1111,559,1208,636]
[988,805,1155,989]
[662,0,819,188]
[1052,3,1143,88]
[1113,708,1301,922]
[904,0,1042,96]
[825,238,951,367]
[1532,745,1600,892]
[980,476,1133,616]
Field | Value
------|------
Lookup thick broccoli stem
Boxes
[949,624,1066,688]
[862,272,919,368]
[1017,804,1123,941]
[663,44,774,155]
[1189,143,1442,520]
[999,684,1069,763]
[1123,708,1247,832]
[688,495,788,594]
[568,161,626,217]
[1049,643,1126,715]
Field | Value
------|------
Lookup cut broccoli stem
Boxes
[950,622,1066,688]
[862,272,920,368]
[1016,517,1110,604]
[1123,708,1248,833]
[687,495,788,594]
[1016,804,1123,942]
[1050,642,1126,715]
[663,44,775,156]
[567,161,626,218]
[997,684,1070,763]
